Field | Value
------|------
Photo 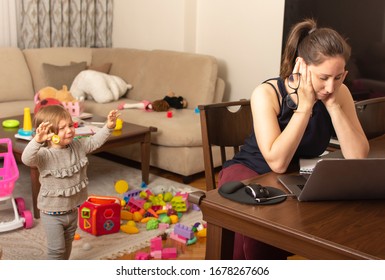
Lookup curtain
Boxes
[0,0,18,47]
[18,0,113,49]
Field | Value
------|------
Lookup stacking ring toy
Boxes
[2,119,20,128]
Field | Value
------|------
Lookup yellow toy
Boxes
[115,179,129,194]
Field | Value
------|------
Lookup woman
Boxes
[218,18,369,259]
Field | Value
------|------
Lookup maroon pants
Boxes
[218,163,291,260]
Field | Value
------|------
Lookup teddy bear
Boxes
[34,86,79,114]
[36,85,77,102]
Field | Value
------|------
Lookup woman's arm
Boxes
[325,84,369,158]
[251,82,312,173]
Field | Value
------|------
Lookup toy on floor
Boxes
[78,195,121,236]
[118,91,188,112]
[0,138,33,232]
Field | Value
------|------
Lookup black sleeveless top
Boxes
[223,77,334,174]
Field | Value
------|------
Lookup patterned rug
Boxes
[0,155,203,260]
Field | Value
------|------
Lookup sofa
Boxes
[0,47,225,180]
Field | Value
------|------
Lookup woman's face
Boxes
[308,56,347,100]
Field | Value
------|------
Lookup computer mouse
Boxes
[219,181,245,194]
[245,184,270,198]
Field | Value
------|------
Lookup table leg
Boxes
[30,167,40,219]
[205,223,235,259]
[140,131,151,185]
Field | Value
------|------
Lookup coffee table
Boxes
[0,114,157,219]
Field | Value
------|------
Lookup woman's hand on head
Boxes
[34,121,54,143]
[296,58,316,112]
[107,109,120,129]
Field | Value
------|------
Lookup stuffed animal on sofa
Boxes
[117,91,187,112]
[36,85,76,102]
[70,70,132,103]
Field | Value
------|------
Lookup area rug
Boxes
[0,155,203,260]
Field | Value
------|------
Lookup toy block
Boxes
[170,196,187,212]
[123,189,141,202]
[127,197,146,213]
[174,223,194,239]
[162,247,177,259]
[150,236,163,251]
[135,252,150,260]
[169,231,187,244]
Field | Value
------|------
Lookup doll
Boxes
[118,91,187,112]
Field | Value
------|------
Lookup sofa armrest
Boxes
[213,78,225,103]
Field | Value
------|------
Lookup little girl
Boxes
[21,105,120,259]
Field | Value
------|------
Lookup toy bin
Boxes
[79,195,121,236]
[0,138,33,232]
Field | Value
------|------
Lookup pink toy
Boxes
[79,195,121,236]
[162,247,177,259]
[135,252,150,260]
[0,138,33,232]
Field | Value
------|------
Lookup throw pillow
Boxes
[70,61,112,74]
[42,61,87,89]
[70,70,132,103]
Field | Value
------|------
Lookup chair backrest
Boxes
[355,96,385,139]
[199,100,253,190]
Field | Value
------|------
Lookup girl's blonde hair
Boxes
[280,18,351,79]
[34,105,71,134]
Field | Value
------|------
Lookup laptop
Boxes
[278,158,385,201]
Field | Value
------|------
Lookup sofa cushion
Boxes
[42,61,87,89]
[0,48,34,102]
[130,50,218,109]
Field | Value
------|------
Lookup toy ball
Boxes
[115,179,129,194]
[82,243,92,251]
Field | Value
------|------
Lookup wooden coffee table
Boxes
[0,114,157,219]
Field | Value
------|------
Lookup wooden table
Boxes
[0,114,157,219]
[199,135,385,260]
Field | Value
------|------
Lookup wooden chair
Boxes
[198,100,253,191]
[355,96,385,139]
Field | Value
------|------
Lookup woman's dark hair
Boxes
[280,18,351,79]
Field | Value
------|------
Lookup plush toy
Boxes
[70,70,132,103]
[34,86,81,115]
[118,91,187,112]
[36,85,77,102]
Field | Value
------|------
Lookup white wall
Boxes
[113,0,285,101]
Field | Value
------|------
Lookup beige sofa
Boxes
[0,47,225,180]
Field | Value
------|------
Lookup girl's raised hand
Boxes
[107,109,121,129]
[34,121,54,143]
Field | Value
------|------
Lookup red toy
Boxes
[79,195,121,236]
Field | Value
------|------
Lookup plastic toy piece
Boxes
[135,252,150,260]
[114,118,123,130]
[167,111,173,118]
[2,119,20,128]
[115,179,129,194]
[17,107,33,137]
[162,247,177,259]
[174,223,194,240]
[51,135,60,144]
